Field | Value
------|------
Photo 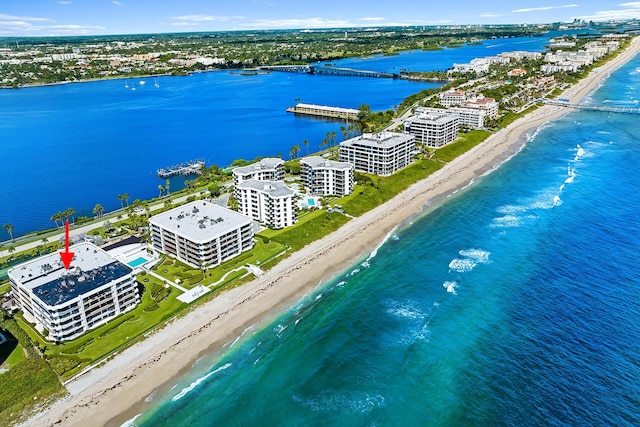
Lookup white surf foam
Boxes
[120,414,142,427]
[385,300,426,320]
[172,363,232,402]
[442,281,458,295]
[449,249,491,272]
[295,392,385,414]
[448,258,476,272]
[365,224,399,264]
[553,195,563,207]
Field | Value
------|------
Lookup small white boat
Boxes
[139,80,146,85]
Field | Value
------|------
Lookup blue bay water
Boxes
[0,31,572,240]
[128,48,640,426]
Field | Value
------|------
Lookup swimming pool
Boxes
[307,199,315,206]
[128,257,148,268]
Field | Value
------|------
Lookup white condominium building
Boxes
[462,96,499,118]
[232,157,285,187]
[404,110,459,148]
[149,201,254,268]
[339,132,416,176]
[300,156,354,196]
[9,243,139,342]
[414,106,486,130]
[439,89,466,106]
[236,180,297,229]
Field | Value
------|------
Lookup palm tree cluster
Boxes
[50,208,76,228]
[3,223,14,241]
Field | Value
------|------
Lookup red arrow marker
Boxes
[59,220,74,269]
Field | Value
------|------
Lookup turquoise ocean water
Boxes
[125,52,640,426]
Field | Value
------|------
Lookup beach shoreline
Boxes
[21,37,640,427]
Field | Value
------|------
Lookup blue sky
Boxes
[0,1,638,36]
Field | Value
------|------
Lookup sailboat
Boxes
[124,79,129,89]
[131,82,136,91]
[154,77,160,88]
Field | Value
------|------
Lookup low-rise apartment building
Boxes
[232,158,285,187]
[149,201,254,268]
[339,132,416,176]
[403,110,460,147]
[8,243,139,342]
[300,156,354,196]
[236,180,297,229]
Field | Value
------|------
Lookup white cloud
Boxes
[574,2,640,21]
[246,17,351,29]
[619,2,640,6]
[360,17,385,22]
[170,22,200,26]
[0,14,52,22]
[58,1,72,4]
[172,15,243,22]
[479,13,501,18]
[112,1,124,6]
[512,4,579,13]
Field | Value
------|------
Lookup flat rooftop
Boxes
[237,179,295,198]
[149,201,252,243]
[341,132,414,149]
[8,242,133,307]
[233,158,283,176]
[301,156,353,170]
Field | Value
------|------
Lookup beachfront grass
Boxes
[15,278,186,380]
[263,211,351,252]
[434,129,492,162]
[499,105,538,128]
[0,318,65,427]
[341,159,444,217]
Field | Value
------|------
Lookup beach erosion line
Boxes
[21,36,640,427]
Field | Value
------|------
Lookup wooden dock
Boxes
[286,103,361,121]
[157,160,205,178]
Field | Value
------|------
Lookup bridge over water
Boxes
[258,65,397,79]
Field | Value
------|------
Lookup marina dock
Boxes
[157,160,205,178]
[286,103,361,121]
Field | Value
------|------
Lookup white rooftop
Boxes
[301,156,353,170]
[8,242,125,291]
[237,179,295,197]
[296,103,360,114]
[233,158,284,176]
[149,201,252,243]
[341,131,415,149]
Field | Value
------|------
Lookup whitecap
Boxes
[459,249,491,264]
[365,224,399,263]
[443,281,458,295]
[336,281,346,287]
[385,300,426,320]
[295,391,385,414]
[553,195,563,207]
[172,363,232,402]
[448,258,476,272]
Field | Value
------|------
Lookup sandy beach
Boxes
[23,36,640,427]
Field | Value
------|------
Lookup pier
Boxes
[286,103,361,121]
[543,99,640,114]
[258,64,397,79]
[157,160,205,178]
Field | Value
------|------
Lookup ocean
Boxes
[0,31,570,240]
[124,48,640,425]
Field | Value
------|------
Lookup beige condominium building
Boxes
[339,132,416,176]
[149,201,254,269]
[300,156,354,196]
[8,242,139,342]
[236,180,297,229]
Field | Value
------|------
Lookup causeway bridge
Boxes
[258,64,397,79]
[544,99,640,114]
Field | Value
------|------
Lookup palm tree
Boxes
[50,213,60,228]
[8,245,15,258]
[64,207,76,224]
[123,193,130,207]
[165,179,171,195]
[303,139,309,155]
[3,223,14,241]
[93,203,104,218]
[340,126,348,140]
[117,194,125,208]
[158,185,164,197]
[331,131,337,146]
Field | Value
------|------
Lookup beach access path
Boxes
[22,36,640,427]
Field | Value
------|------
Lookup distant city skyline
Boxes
[1,1,638,37]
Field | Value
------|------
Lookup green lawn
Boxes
[264,211,351,252]
[15,278,186,380]
[341,159,444,217]
[0,318,65,427]
[434,129,492,162]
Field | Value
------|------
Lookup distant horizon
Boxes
[0,0,637,37]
